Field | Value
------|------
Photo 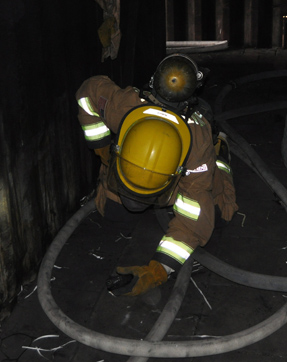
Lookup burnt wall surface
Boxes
[0,0,166,320]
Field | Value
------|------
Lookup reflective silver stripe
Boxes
[82,123,110,141]
[216,160,231,174]
[78,97,100,116]
[173,193,201,220]
[156,236,194,265]
[185,163,208,175]
[191,112,205,126]
[143,108,179,124]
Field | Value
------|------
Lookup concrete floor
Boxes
[1,48,287,362]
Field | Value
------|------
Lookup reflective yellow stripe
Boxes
[156,236,194,265]
[216,160,231,174]
[82,123,110,141]
[78,97,100,116]
[173,193,201,220]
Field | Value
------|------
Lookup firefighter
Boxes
[76,53,238,296]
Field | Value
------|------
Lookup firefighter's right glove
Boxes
[112,260,168,297]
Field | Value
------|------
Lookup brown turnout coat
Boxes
[76,76,238,270]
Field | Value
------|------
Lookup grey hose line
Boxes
[230,70,287,86]
[127,257,194,362]
[213,74,287,210]
[213,70,287,115]
[38,198,287,358]
[215,101,287,123]
[155,205,287,292]
[219,119,287,212]
[229,138,287,210]
[37,68,287,358]
[38,247,287,359]
[130,134,286,361]
[193,247,287,292]
[37,198,97,272]
[228,139,264,179]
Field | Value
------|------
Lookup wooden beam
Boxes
[215,0,230,41]
[187,0,202,40]
[272,0,282,47]
[165,0,174,41]
[244,0,259,47]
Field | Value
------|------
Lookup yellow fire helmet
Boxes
[108,104,192,206]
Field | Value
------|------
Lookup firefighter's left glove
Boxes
[113,260,168,297]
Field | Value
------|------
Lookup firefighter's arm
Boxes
[152,127,217,273]
[153,164,216,273]
[76,76,113,150]
[76,75,144,146]
[111,141,216,296]
[111,116,216,295]
[94,145,110,166]
[112,165,216,297]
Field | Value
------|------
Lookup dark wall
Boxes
[172,1,187,41]
[258,0,273,48]
[229,1,245,47]
[0,0,166,320]
[201,0,216,41]
[95,0,166,88]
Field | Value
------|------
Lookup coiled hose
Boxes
[37,70,287,359]
[37,198,287,358]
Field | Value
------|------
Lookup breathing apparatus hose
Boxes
[37,70,287,358]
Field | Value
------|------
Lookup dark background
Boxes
[0,0,286,322]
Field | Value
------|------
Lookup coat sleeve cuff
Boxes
[152,252,183,273]
[86,136,111,149]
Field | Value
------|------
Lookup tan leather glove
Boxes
[115,260,168,296]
